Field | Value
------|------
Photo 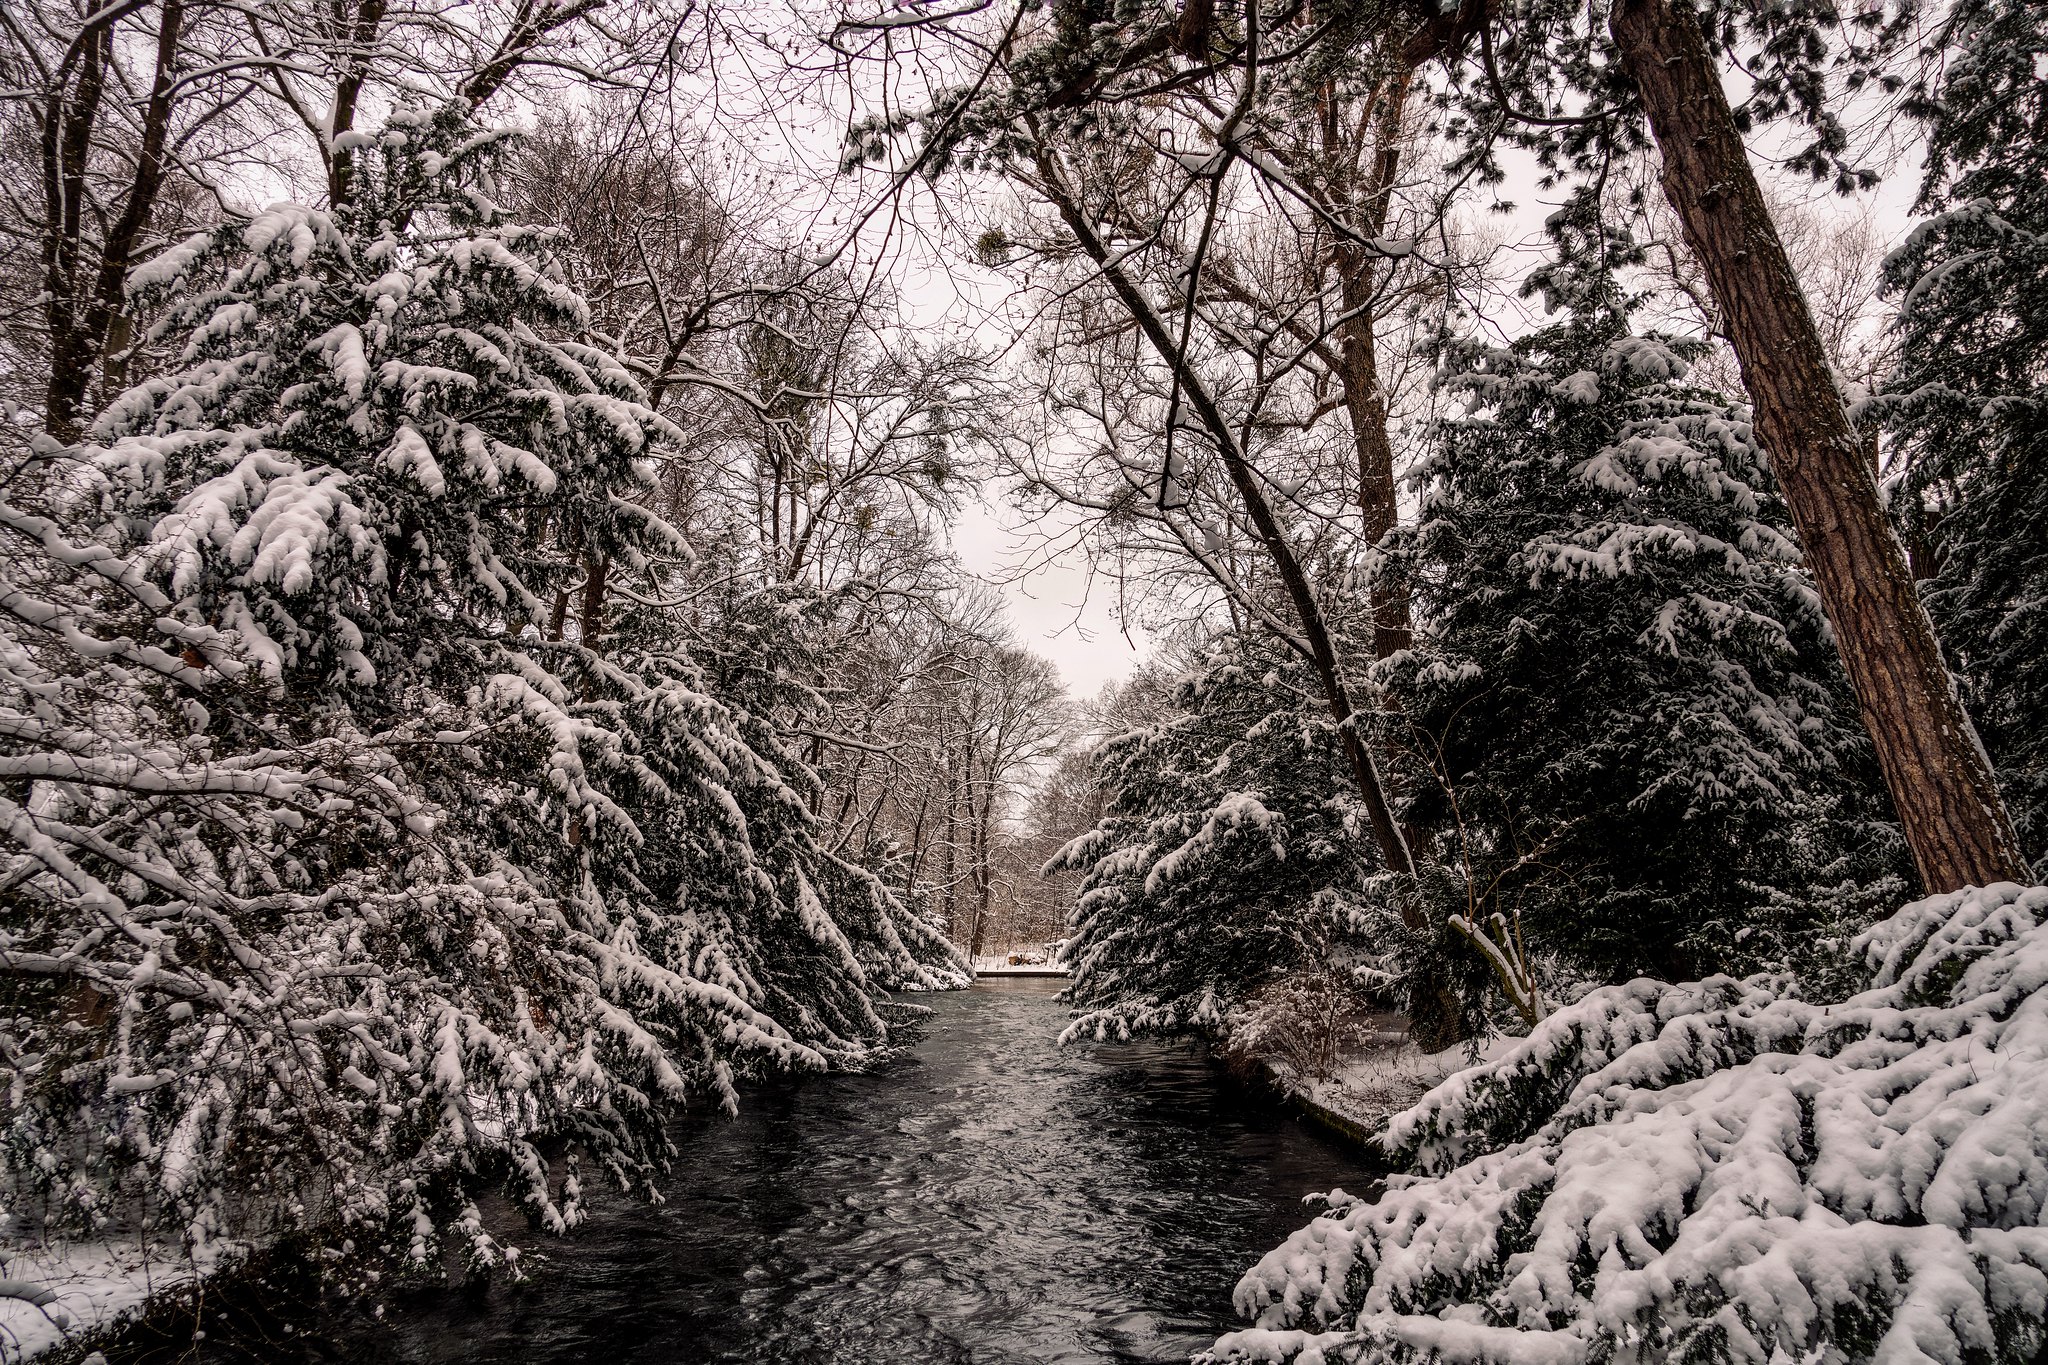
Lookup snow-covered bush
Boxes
[1225,970,1377,1084]
[1214,882,2048,1365]
[0,102,960,1266]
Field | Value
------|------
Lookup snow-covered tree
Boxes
[1882,0,2048,864]
[91,103,659,700]
[1217,880,2048,1365]
[0,458,726,1266]
[1379,231,1903,988]
[1,102,960,1267]
[1052,637,1390,1043]
[620,572,971,1015]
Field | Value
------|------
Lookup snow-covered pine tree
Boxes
[1379,208,1903,988]
[601,570,970,1041]
[1882,0,2048,864]
[3,101,958,1267]
[1052,635,1387,1043]
[1218,881,2048,1365]
[1,441,688,1266]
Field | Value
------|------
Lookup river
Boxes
[142,978,1381,1365]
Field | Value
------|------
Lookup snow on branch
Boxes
[1217,883,2048,1365]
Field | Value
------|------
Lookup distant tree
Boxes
[998,745,1108,952]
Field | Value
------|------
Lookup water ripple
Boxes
[165,980,1382,1365]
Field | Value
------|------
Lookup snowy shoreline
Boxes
[1215,884,2048,1365]
[0,1239,249,1363]
[1251,1030,1515,1159]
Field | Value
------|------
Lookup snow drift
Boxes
[1216,882,2048,1365]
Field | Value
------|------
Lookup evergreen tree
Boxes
[3,102,958,1262]
[1381,223,1903,987]
[1883,0,2048,863]
[1222,883,2048,1365]
[1053,636,1386,1042]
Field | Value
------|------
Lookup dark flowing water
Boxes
[153,979,1381,1365]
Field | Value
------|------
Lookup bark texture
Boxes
[39,0,186,441]
[1611,0,2030,892]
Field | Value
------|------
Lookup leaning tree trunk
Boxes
[1038,166,1417,883]
[1611,0,2031,893]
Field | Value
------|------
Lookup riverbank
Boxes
[968,953,1069,977]
[0,1238,251,1363]
[1245,1031,1507,1157]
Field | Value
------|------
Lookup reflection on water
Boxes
[147,979,1381,1365]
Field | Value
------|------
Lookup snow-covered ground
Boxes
[0,1240,243,1362]
[971,952,1069,976]
[1266,1028,1516,1144]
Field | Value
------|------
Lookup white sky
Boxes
[663,13,1929,705]
[948,499,1151,698]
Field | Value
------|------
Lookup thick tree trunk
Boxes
[1336,314,1409,658]
[1611,0,2030,892]
[40,25,110,445]
[547,587,570,642]
[325,0,392,206]
[42,1,187,440]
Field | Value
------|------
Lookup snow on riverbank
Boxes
[971,953,1069,977]
[0,1240,243,1362]
[1263,1030,1516,1151]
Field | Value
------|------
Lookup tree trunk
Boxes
[40,23,110,444]
[1610,0,2030,892]
[1335,307,1410,659]
[969,787,995,958]
[1327,67,1415,660]
[1040,162,1418,887]
[903,788,934,890]
[86,0,185,411]
[547,587,569,642]
[941,753,962,935]
[325,0,392,206]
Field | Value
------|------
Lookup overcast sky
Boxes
[947,499,1150,700]
[767,25,1924,711]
